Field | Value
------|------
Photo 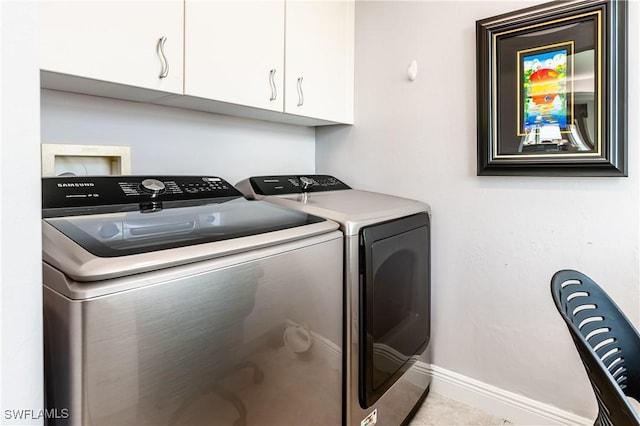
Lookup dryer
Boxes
[236,175,431,426]
[42,175,344,426]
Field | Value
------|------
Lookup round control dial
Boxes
[140,179,166,197]
[299,176,315,191]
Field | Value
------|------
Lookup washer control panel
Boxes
[248,175,351,196]
[42,176,242,211]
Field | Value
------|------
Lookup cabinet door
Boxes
[40,1,183,94]
[285,0,354,124]
[184,1,285,112]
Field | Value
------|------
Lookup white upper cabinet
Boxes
[183,0,353,124]
[285,0,354,124]
[39,0,354,126]
[184,1,285,112]
[39,0,184,95]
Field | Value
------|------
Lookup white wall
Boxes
[317,0,640,420]
[41,90,316,184]
[0,1,43,424]
[6,0,639,423]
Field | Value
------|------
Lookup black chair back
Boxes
[551,269,640,426]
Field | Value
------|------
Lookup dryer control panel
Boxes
[246,175,351,196]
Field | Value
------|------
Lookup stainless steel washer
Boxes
[42,175,343,426]
[236,175,431,426]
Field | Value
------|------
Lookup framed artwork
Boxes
[476,0,627,176]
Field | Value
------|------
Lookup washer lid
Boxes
[43,198,325,258]
[42,175,339,281]
[43,198,340,282]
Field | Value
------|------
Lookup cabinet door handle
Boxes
[269,69,277,101]
[297,77,304,106]
[157,36,169,79]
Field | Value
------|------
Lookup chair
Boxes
[551,269,640,426]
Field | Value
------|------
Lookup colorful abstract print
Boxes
[522,48,568,133]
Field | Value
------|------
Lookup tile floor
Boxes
[408,392,511,426]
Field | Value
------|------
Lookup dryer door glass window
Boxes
[359,213,430,408]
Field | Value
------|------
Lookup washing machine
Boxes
[236,175,431,426]
[42,175,344,426]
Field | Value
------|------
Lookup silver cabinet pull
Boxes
[269,69,277,101]
[297,77,304,106]
[157,36,169,79]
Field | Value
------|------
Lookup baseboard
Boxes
[303,335,592,425]
[412,363,592,426]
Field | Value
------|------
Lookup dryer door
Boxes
[359,213,430,408]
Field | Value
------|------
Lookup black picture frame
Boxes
[476,0,627,176]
